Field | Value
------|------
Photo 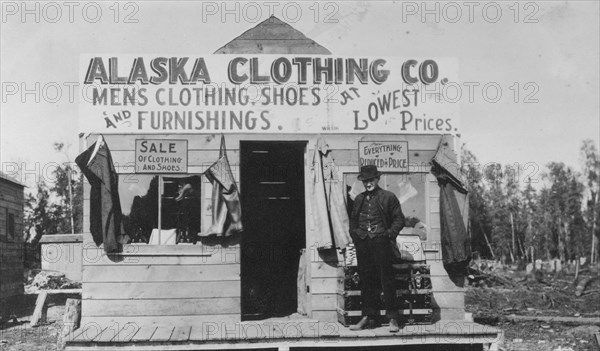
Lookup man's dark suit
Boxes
[349,186,405,320]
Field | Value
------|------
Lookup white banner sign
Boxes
[135,139,188,173]
[79,55,458,134]
[358,141,409,172]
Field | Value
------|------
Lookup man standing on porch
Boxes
[349,165,406,332]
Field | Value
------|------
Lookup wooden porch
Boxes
[65,318,500,351]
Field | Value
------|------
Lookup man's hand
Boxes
[387,229,397,240]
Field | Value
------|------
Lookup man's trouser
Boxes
[354,235,399,320]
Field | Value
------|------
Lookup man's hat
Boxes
[357,165,382,181]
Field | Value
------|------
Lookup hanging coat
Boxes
[308,137,334,249]
[322,146,352,249]
[438,173,471,274]
[75,135,122,253]
[202,135,243,237]
[307,137,352,250]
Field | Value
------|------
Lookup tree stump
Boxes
[62,298,81,332]
[57,298,81,350]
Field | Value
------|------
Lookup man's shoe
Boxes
[349,316,375,330]
[389,318,400,332]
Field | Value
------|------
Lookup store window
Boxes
[119,174,202,245]
[344,173,428,239]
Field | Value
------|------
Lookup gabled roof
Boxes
[0,171,25,187]
[214,16,331,54]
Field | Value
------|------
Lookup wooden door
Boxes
[240,141,306,320]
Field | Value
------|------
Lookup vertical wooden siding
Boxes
[0,180,24,300]
[81,133,464,325]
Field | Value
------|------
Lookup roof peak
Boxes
[214,16,331,54]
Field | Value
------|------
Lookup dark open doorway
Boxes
[240,141,306,320]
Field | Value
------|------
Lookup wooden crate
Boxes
[338,266,360,291]
[398,292,431,309]
[336,289,432,311]
[394,263,432,291]
[337,290,362,311]
[337,308,433,327]
[339,264,432,290]
[337,263,433,326]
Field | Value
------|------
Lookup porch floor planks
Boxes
[66,320,501,349]
[188,324,213,342]
[150,326,174,342]
[94,326,120,342]
[112,323,141,342]
[72,326,107,342]
[237,321,271,340]
[338,327,376,338]
[130,325,157,342]
[170,326,191,341]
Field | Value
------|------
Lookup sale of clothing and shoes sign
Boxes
[79,55,458,134]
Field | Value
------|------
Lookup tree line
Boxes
[463,139,599,264]
[24,143,83,242]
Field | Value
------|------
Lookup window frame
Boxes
[118,173,204,245]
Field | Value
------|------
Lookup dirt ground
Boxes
[1,268,599,351]
[465,265,600,351]
[0,295,69,351]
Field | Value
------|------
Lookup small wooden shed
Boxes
[39,234,85,282]
[0,171,25,312]
[67,16,499,350]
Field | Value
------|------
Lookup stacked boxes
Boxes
[393,263,433,325]
[337,263,433,326]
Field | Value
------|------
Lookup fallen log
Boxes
[575,276,598,296]
[468,267,517,287]
[504,314,600,326]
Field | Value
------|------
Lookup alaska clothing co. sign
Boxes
[79,55,458,134]
[358,141,409,172]
[135,139,188,173]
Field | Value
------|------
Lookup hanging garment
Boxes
[202,135,243,237]
[308,137,334,249]
[323,148,352,250]
[438,173,471,274]
[431,134,471,273]
[75,135,122,253]
[325,169,352,249]
[307,136,352,250]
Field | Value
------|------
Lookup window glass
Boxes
[119,174,202,244]
[120,175,157,243]
[161,176,202,244]
[344,173,428,229]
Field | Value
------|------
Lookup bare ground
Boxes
[465,265,600,351]
[1,295,68,351]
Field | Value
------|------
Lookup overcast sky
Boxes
[1,1,598,188]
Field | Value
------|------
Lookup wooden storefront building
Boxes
[0,171,25,316]
[67,17,499,350]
